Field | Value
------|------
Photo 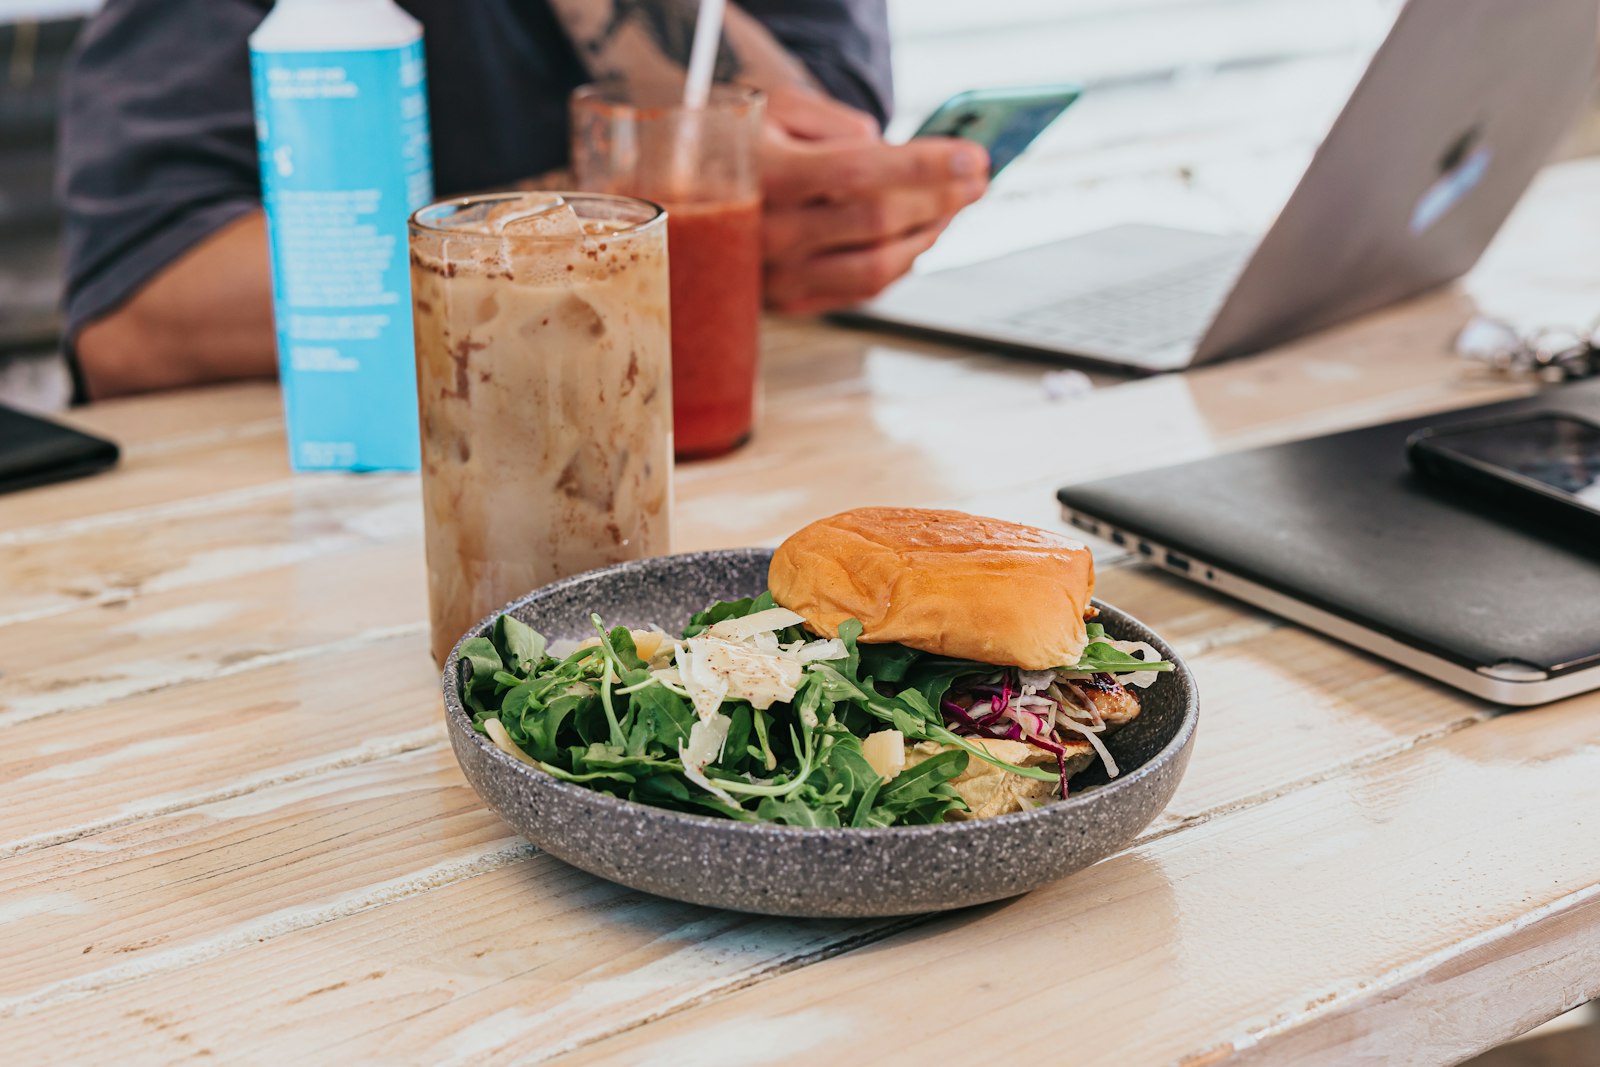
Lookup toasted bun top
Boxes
[768,507,1095,670]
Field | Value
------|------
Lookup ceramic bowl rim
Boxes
[441,547,1198,841]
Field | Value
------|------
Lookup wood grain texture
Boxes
[0,632,441,858]
[0,431,292,535]
[0,633,1498,1066]
[561,689,1600,1067]
[0,476,419,627]
[0,146,1593,1066]
[0,537,427,729]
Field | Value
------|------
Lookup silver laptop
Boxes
[842,0,1598,373]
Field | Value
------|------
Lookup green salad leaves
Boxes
[459,593,1171,828]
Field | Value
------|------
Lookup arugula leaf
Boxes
[520,690,584,763]
[901,659,989,717]
[1071,641,1174,675]
[465,593,1161,827]
[870,749,967,825]
[631,683,694,753]
[756,795,843,827]
[493,615,546,676]
[835,618,864,682]
[857,640,922,684]
[683,591,778,636]
[720,704,753,773]
[457,637,504,716]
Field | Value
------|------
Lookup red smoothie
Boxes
[664,198,762,459]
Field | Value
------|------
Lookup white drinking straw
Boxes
[682,0,727,111]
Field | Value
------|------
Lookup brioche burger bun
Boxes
[768,507,1095,671]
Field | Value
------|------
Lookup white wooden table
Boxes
[0,158,1597,1065]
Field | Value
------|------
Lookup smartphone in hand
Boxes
[912,84,1081,177]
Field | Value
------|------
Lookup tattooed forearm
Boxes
[589,0,742,79]
[547,0,816,93]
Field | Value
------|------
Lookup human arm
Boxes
[58,0,273,400]
[73,213,275,399]
[758,88,987,314]
[547,0,987,313]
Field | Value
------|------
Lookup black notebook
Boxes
[1057,379,1600,706]
[0,404,120,495]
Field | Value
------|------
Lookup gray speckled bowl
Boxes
[443,548,1198,917]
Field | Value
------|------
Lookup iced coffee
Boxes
[409,193,673,666]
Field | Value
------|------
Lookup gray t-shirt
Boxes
[57,0,892,348]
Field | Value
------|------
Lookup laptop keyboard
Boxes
[998,250,1249,353]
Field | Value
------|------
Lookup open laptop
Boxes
[1057,381,1600,706]
[841,0,1598,373]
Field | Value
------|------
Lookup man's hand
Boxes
[760,88,988,315]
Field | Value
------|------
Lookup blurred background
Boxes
[2,0,1598,411]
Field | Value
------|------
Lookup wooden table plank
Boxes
[0,633,440,858]
[50,382,283,451]
[676,289,1527,550]
[0,538,428,730]
[557,688,1600,1067]
[0,153,1591,1067]
[0,431,293,536]
[0,475,419,628]
[0,566,1237,860]
[0,751,513,1006]
[0,601,1500,1064]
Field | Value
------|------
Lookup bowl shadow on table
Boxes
[489,827,1183,1006]
[833,848,1182,958]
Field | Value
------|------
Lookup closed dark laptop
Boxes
[1057,380,1600,705]
[0,404,119,494]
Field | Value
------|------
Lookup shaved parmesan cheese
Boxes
[860,730,906,782]
[683,636,803,711]
[675,643,730,721]
[630,629,667,661]
[647,666,691,697]
[663,608,837,722]
[706,607,807,640]
[679,713,734,803]
[796,638,848,663]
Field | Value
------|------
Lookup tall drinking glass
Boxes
[571,83,764,460]
[409,192,673,666]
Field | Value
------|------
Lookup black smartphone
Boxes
[912,85,1081,177]
[0,403,120,495]
[1406,412,1600,539]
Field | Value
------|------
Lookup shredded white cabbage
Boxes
[1018,669,1057,693]
[1058,715,1120,778]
